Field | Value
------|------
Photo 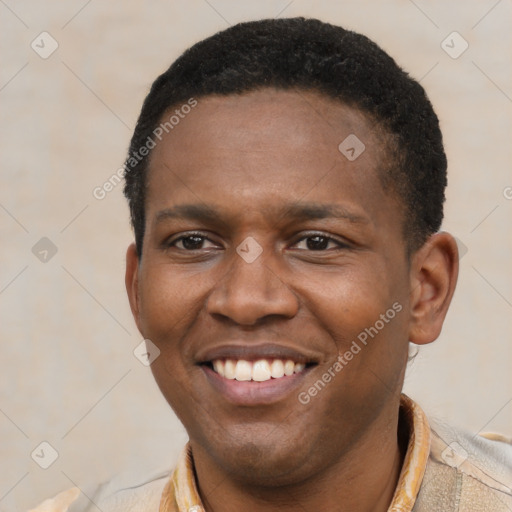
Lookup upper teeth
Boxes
[212,359,306,382]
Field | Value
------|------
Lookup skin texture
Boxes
[125,89,458,511]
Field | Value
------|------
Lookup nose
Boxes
[206,244,299,326]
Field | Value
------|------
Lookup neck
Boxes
[192,401,408,512]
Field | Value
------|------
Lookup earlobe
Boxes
[125,243,143,334]
[408,232,459,345]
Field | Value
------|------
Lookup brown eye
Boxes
[293,233,346,251]
[178,235,205,250]
[168,233,218,250]
[305,235,330,250]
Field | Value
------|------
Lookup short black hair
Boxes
[124,17,447,258]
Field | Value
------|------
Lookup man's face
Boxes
[128,89,414,485]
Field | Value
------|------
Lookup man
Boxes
[33,17,511,512]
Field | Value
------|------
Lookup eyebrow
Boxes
[285,203,369,224]
[155,202,369,225]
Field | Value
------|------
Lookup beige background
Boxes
[1,0,511,509]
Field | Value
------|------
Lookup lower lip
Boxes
[201,365,313,406]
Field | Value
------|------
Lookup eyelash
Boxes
[165,231,350,251]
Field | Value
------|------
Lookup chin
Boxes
[200,425,321,487]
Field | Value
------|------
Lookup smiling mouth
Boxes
[204,358,313,382]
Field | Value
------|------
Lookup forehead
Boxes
[145,89,400,234]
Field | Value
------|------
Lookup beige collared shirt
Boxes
[31,394,512,512]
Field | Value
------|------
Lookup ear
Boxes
[125,242,143,335]
[408,232,459,345]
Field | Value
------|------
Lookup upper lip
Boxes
[196,342,321,365]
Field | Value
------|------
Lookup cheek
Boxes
[295,262,410,387]
[137,262,219,390]
[137,269,198,396]
[300,264,400,339]
[138,263,204,335]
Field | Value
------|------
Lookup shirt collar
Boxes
[388,394,431,511]
[160,394,431,512]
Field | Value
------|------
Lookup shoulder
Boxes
[29,467,173,512]
[414,420,512,511]
[77,467,172,512]
[85,476,169,512]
